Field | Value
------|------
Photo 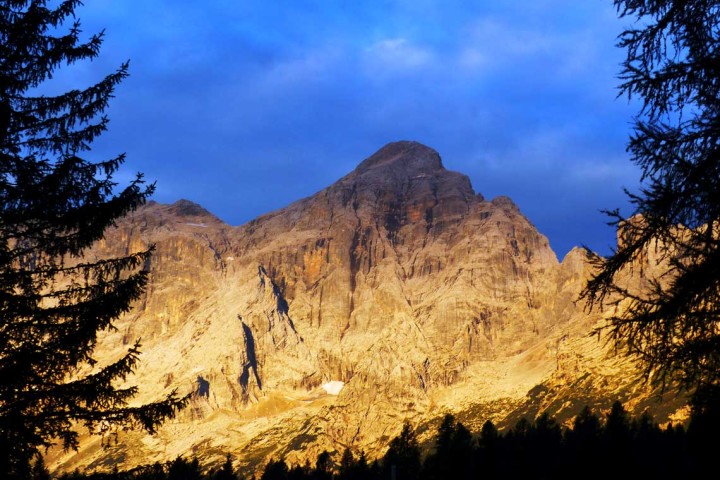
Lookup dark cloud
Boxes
[65,1,640,259]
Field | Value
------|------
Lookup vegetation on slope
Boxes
[38,401,714,480]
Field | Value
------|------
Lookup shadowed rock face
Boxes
[48,142,685,474]
[234,141,557,358]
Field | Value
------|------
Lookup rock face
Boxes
[47,141,686,474]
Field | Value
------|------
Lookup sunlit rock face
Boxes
[47,142,687,475]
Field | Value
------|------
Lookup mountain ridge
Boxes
[47,141,685,475]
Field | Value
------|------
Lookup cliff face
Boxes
[47,142,685,474]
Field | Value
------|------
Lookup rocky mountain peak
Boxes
[331,141,477,211]
[167,199,216,218]
[48,142,686,476]
[353,140,443,176]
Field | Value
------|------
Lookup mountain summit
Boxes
[353,140,444,175]
[48,142,681,475]
[334,141,479,229]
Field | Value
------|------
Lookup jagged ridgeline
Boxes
[47,141,689,475]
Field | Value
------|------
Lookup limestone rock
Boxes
[47,142,686,475]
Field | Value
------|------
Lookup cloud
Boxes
[454,15,618,82]
[363,38,436,71]
[567,161,638,184]
[54,0,638,259]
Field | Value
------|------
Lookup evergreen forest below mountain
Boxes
[40,401,713,480]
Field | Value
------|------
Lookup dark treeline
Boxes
[41,401,716,480]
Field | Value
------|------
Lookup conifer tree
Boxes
[168,456,203,480]
[337,448,355,480]
[565,405,601,466]
[313,451,333,480]
[0,1,188,477]
[352,451,371,480]
[214,454,239,480]
[582,1,720,400]
[422,414,474,480]
[261,459,289,480]
[30,456,51,480]
[382,422,421,480]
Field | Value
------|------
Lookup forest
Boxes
[42,401,714,480]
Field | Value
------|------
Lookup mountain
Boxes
[47,141,688,475]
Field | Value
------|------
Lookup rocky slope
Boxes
[47,141,687,475]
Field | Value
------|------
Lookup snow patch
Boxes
[321,381,344,395]
[185,222,207,227]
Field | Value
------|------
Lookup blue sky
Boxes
[57,1,641,259]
